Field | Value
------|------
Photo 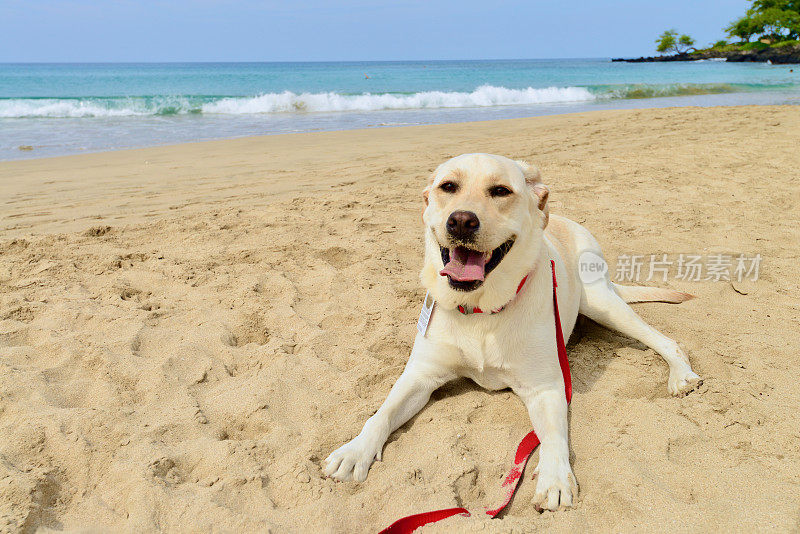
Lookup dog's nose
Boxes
[446,210,480,238]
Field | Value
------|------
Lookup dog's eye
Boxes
[489,185,513,197]
[439,181,458,193]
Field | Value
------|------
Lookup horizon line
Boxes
[0,57,622,65]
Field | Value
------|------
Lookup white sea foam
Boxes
[202,85,596,114]
[3,82,761,119]
[0,86,596,118]
[0,99,151,118]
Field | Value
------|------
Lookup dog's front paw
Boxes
[323,434,382,482]
[668,369,702,397]
[532,454,578,511]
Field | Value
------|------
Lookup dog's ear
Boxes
[515,160,549,227]
[421,173,434,222]
[531,183,549,212]
[422,170,436,206]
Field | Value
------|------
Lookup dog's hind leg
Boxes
[579,279,701,396]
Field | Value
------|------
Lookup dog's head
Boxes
[420,154,550,311]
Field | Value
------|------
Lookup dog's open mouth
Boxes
[439,238,515,291]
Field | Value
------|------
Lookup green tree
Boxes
[679,34,697,50]
[752,7,800,38]
[726,0,800,41]
[752,0,800,13]
[726,16,757,41]
[655,29,697,54]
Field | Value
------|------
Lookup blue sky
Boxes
[1,1,751,62]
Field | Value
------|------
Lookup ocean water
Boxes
[1,59,799,160]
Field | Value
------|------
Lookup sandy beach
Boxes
[2,105,800,532]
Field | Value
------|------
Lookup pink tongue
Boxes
[440,246,487,282]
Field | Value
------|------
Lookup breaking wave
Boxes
[596,82,744,99]
[201,85,595,114]
[0,82,787,119]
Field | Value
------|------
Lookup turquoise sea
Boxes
[1,59,799,160]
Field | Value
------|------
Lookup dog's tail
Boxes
[612,283,694,304]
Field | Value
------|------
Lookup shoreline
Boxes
[4,93,800,163]
[1,102,797,173]
[0,102,796,169]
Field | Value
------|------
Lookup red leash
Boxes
[379,260,572,534]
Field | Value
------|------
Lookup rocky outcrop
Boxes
[613,44,800,64]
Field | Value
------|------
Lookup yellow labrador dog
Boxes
[324,153,701,510]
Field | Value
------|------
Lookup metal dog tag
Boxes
[417,291,435,336]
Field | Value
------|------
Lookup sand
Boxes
[1,105,799,533]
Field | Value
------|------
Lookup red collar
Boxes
[456,273,529,315]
